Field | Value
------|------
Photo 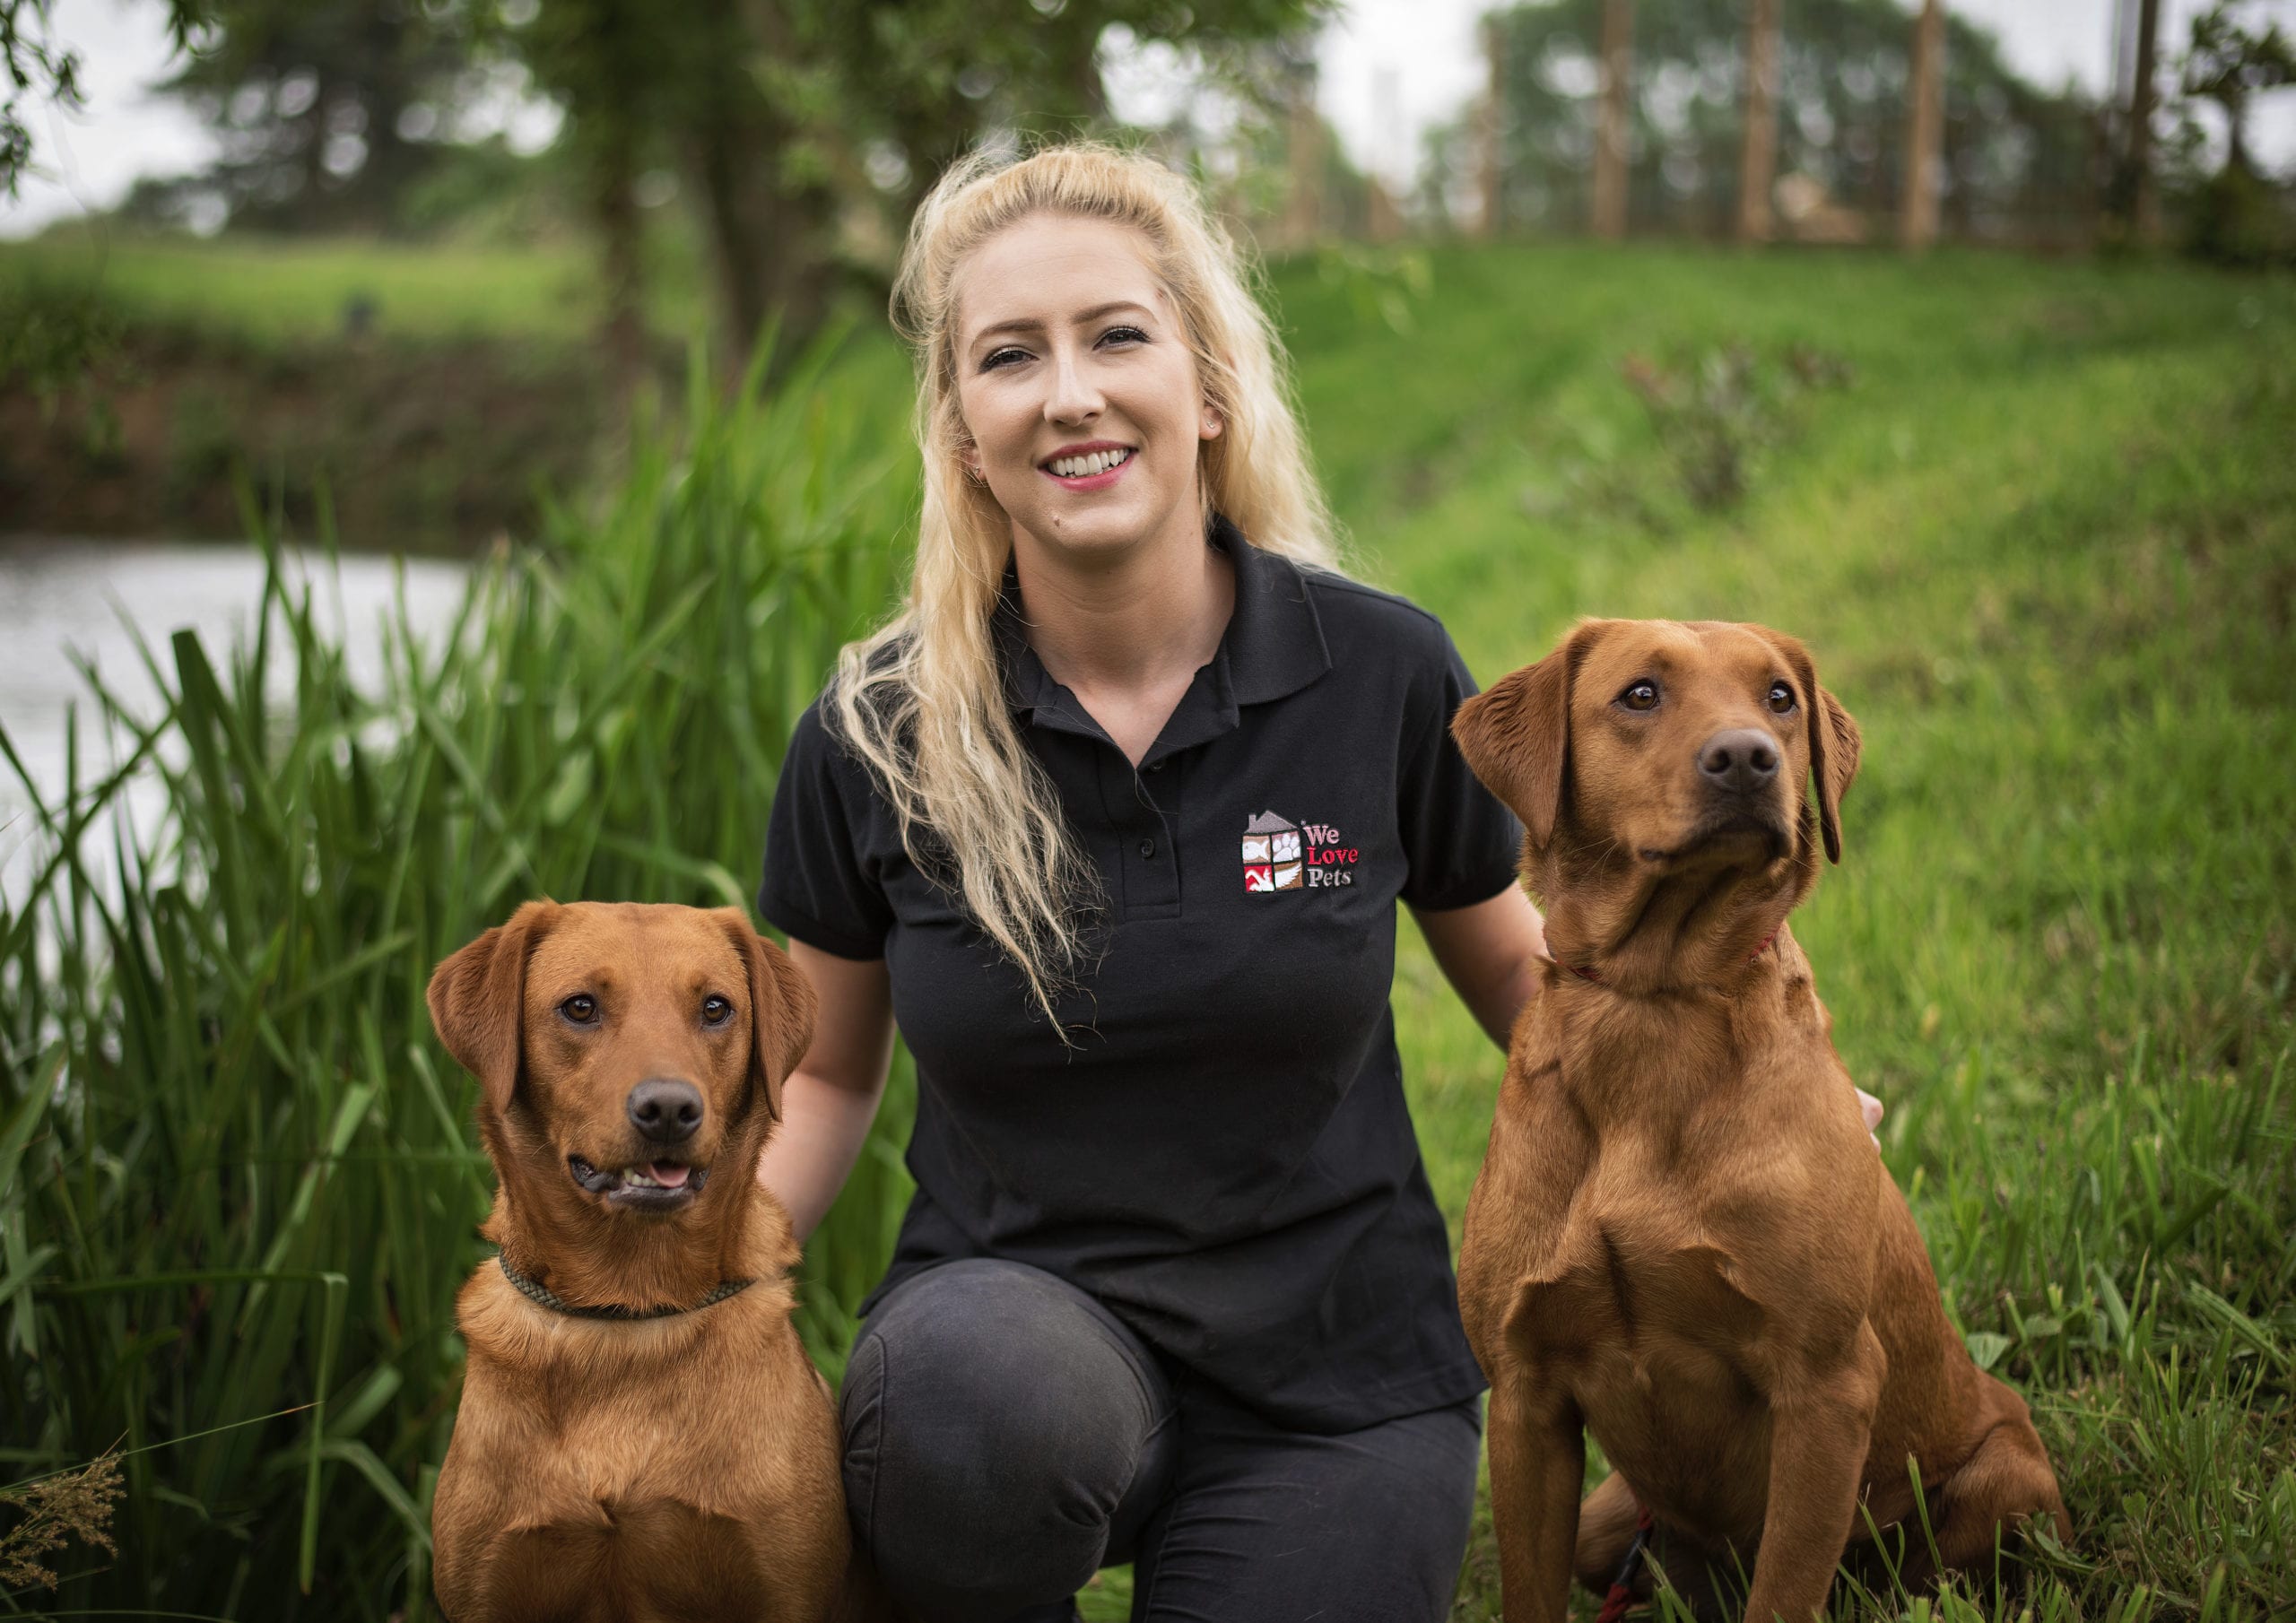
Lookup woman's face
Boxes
[952,213,1221,564]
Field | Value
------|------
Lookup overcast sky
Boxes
[4,0,2293,239]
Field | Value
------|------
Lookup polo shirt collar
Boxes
[993,515,1332,759]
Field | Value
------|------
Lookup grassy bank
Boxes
[1335,247,2295,1619]
[3,241,2292,1619]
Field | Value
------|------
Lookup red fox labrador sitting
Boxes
[1450,621,2066,1622]
[427,900,869,1623]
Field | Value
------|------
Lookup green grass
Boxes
[0,224,706,349]
[4,239,2293,1619]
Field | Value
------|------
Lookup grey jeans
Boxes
[839,1258,1482,1623]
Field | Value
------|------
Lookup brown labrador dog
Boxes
[427,900,864,1623]
[1451,620,2066,1622]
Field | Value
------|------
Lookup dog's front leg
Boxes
[1487,1367,1586,1623]
[1743,1323,1887,1622]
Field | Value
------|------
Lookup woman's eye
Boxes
[701,995,734,1027]
[1098,325,1148,347]
[980,347,1029,371]
[1618,680,1660,712]
[560,994,598,1024]
[1768,681,1797,714]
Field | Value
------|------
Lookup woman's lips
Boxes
[1041,447,1135,491]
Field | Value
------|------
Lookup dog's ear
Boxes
[427,900,559,1115]
[1754,627,1861,864]
[1451,621,1608,849]
[718,910,818,1124]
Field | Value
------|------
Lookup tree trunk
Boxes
[2127,0,2162,240]
[1737,0,1780,244]
[681,0,839,378]
[591,135,648,408]
[1592,0,1632,240]
[1900,0,1944,251]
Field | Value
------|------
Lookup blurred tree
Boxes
[1,0,208,198]
[2174,0,2296,264]
[156,0,474,231]
[122,0,1328,375]
[493,0,1332,377]
[1432,0,2102,247]
[2181,0,2295,180]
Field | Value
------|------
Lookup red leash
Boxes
[1593,1502,1657,1623]
[1565,933,1775,985]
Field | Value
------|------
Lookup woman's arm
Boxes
[1412,885,1550,1049]
[756,940,898,1241]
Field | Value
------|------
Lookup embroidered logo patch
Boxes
[1241,812,1360,892]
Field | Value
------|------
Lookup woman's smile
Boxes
[1039,441,1137,490]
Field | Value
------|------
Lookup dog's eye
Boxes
[1618,680,1660,712]
[560,994,598,1025]
[1767,681,1796,714]
[701,995,734,1028]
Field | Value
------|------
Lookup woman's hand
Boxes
[1411,886,1550,1050]
[755,941,898,1241]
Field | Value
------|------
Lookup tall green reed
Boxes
[0,333,921,1617]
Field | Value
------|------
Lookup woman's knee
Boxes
[840,1260,1169,1619]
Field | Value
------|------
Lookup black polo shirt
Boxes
[758,517,1520,1432]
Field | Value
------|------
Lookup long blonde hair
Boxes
[831,140,1341,1023]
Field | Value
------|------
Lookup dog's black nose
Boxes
[1699,728,1779,794]
[627,1079,703,1144]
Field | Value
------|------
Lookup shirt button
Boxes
[1138,838,1157,858]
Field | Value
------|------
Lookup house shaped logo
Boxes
[1240,811,1303,892]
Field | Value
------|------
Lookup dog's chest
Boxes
[1509,1146,1770,1378]
[442,1305,844,1617]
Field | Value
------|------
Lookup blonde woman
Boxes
[756,143,1547,1623]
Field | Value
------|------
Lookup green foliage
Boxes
[0,330,920,1615]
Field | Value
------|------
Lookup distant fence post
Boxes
[1477,15,1505,238]
[1593,0,1633,239]
[1284,68,1323,251]
[1738,0,1780,243]
[1901,0,1945,250]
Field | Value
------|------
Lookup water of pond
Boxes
[0,541,468,904]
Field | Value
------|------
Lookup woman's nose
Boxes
[1044,352,1102,423]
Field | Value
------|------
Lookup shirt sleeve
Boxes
[757,700,897,959]
[1397,629,1525,911]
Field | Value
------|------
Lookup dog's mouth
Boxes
[1639,812,1791,869]
[568,1154,709,1211]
